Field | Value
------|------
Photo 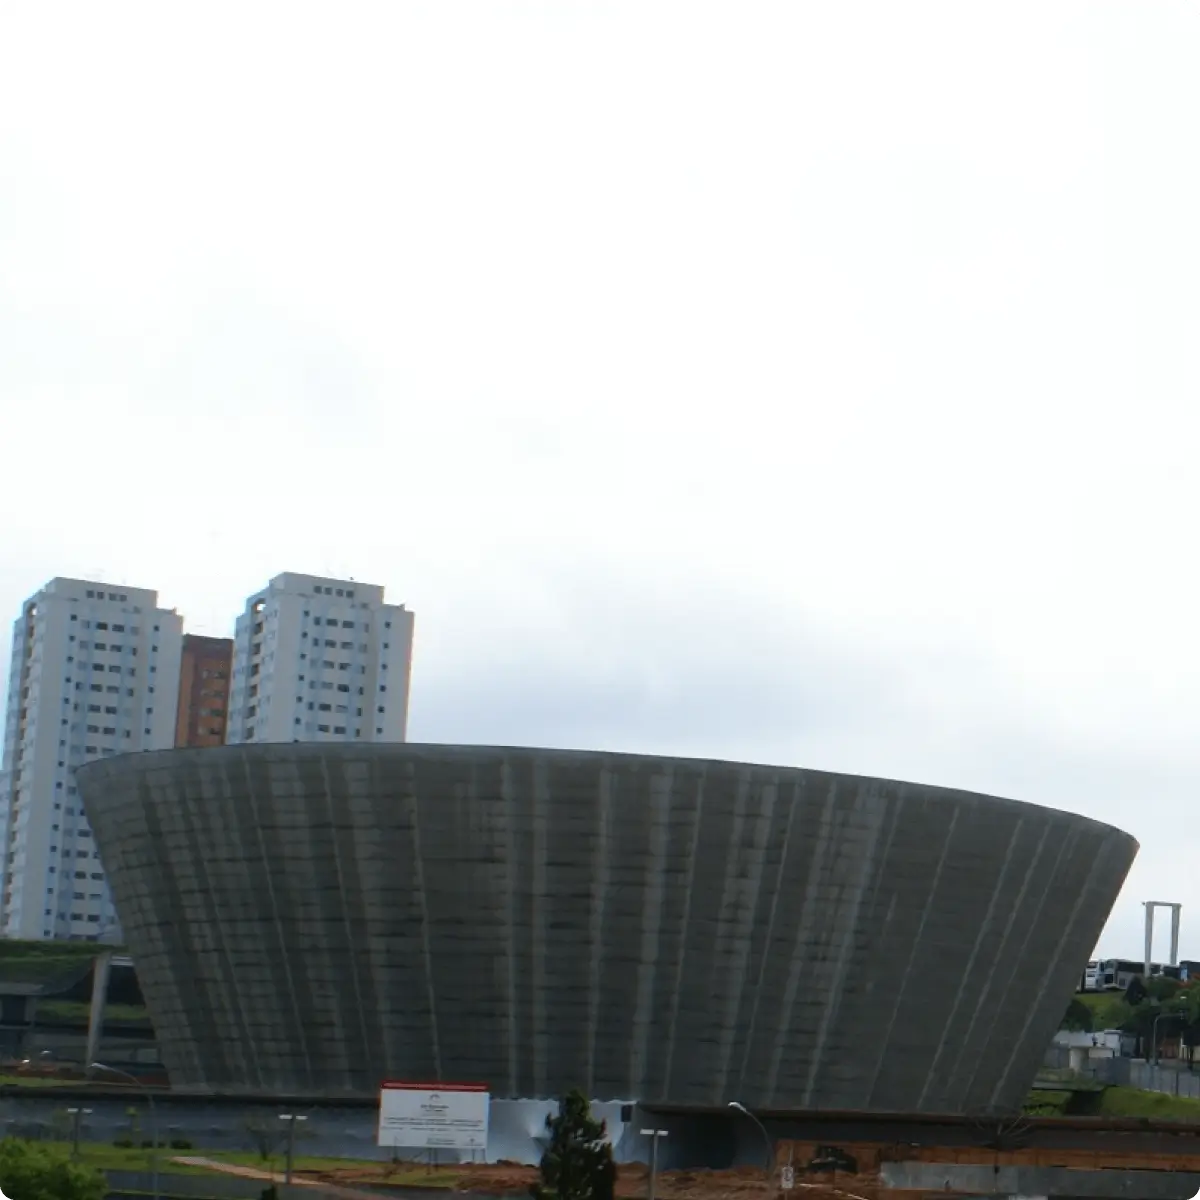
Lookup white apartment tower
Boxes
[225,573,414,745]
[0,579,183,941]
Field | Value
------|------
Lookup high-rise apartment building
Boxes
[225,573,414,745]
[0,578,183,941]
[174,635,233,747]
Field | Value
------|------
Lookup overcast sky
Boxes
[2,2,1198,959]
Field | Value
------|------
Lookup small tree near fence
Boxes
[0,1137,106,1200]
[530,1090,616,1200]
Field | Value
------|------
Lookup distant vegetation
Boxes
[0,940,150,1040]
[1060,977,1200,1063]
[1028,1084,1200,1121]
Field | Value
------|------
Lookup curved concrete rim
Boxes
[77,740,1137,847]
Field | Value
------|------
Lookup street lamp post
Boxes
[92,1062,158,1200]
[639,1128,668,1200]
[1152,1013,1187,1066]
[728,1101,774,1177]
[66,1107,93,1158]
[278,1113,309,1184]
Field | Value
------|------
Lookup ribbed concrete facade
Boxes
[77,745,1136,1111]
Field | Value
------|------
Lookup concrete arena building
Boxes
[77,744,1136,1112]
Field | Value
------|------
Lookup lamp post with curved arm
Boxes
[728,1101,774,1177]
[1152,1012,1188,1067]
[92,1061,158,1200]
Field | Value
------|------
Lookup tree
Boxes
[530,1090,616,1200]
[1060,998,1093,1032]
[1125,976,1148,1006]
[242,1116,284,1162]
[1145,976,1183,1004]
[0,1137,106,1200]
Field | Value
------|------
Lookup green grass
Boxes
[1089,1085,1200,1122]
[0,941,116,962]
[1025,1083,1200,1122]
[36,999,149,1023]
[1023,1088,1073,1116]
[15,1141,445,1182]
[0,940,130,988]
[0,1073,88,1089]
[1075,991,1132,1025]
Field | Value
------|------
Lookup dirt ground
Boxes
[293,1160,904,1200]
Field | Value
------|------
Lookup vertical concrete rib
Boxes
[404,760,442,1080]
[661,766,705,1095]
[530,756,549,1097]
[764,779,840,1103]
[501,755,520,1096]
[916,816,1024,1109]
[629,766,671,1096]
[712,771,760,1097]
[240,751,315,1087]
[737,778,798,1092]
[951,822,1053,1098]
[586,767,612,1094]
[987,828,1103,1107]
[320,752,372,1086]
[800,783,885,1108]
[864,806,960,1110]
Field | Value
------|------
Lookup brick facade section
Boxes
[174,635,233,747]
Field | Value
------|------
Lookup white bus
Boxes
[1094,958,1182,991]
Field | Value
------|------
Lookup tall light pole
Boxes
[66,1107,93,1159]
[728,1101,774,1176]
[639,1128,668,1200]
[1152,1013,1187,1066]
[92,1061,158,1200]
[279,1113,309,1184]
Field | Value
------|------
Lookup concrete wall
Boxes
[78,744,1137,1112]
[881,1161,1200,1198]
[1082,1056,1200,1099]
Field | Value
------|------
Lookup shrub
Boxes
[0,1136,106,1200]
